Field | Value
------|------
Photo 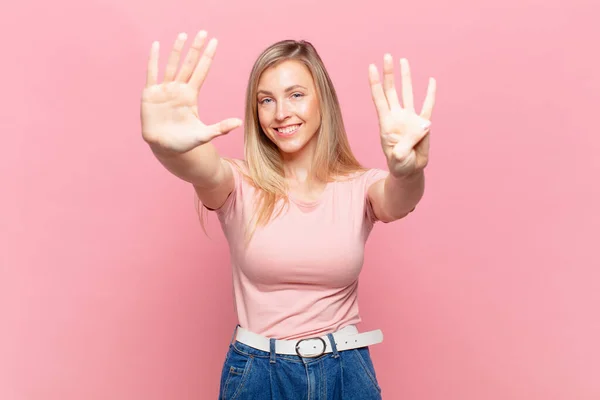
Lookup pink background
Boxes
[2,0,598,398]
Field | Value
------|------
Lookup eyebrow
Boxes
[257,85,308,96]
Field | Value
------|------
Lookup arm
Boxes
[367,170,424,222]
[141,31,240,210]
[367,54,436,222]
[150,142,234,210]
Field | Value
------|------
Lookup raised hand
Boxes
[369,55,437,178]
[141,31,242,154]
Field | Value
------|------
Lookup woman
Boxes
[141,30,436,400]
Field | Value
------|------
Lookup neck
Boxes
[281,134,319,184]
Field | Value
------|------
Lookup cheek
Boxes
[298,99,320,123]
[258,108,271,127]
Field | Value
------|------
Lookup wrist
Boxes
[389,168,424,182]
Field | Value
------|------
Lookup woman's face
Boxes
[256,60,321,156]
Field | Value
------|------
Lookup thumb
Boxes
[207,118,243,138]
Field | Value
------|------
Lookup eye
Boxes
[259,98,273,104]
[292,92,304,99]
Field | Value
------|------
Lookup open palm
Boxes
[369,55,437,178]
[141,31,241,154]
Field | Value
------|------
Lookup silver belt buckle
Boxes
[295,336,327,358]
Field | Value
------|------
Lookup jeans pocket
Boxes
[353,347,382,394]
[219,345,254,400]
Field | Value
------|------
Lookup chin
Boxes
[277,140,307,154]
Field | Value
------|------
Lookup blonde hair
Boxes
[197,39,366,244]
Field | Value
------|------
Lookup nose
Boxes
[275,100,291,121]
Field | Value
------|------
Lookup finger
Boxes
[400,58,415,111]
[176,30,208,82]
[189,38,218,91]
[414,129,430,158]
[207,118,243,138]
[392,126,428,160]
[146,41,159,88]
[368,64,390,121]
[392,139,416,165]
[420,77,437,120]
[383,54,401,110]
[398,115,430,146]
[163,32,188,83]
[413,116,432,159]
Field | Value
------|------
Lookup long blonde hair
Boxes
[197,39,366,244]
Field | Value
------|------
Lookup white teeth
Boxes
[276,124,300,134]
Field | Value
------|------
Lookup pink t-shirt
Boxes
[210,159,389,340]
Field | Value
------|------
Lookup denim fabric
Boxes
[218,326,383,400]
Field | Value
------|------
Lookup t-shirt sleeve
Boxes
[362,168,390,224]
[203,158,244,219]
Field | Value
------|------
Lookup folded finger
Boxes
[392,139,416,165]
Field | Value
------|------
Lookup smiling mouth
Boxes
[274,123,302,136]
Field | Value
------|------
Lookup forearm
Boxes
[383,170,425,218]
[150,142,224,189]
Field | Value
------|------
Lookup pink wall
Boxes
[2,0,598,398]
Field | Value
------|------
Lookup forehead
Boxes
[257,60,314,90]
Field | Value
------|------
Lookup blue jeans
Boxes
[218,326,383,400]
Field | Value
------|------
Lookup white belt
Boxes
[234,325,384,358]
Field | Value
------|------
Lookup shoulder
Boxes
[335,168,388,187]
[222,158,253,186]
[223,157,248,174]
[361,168,389,184]
[202,158,252,215]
